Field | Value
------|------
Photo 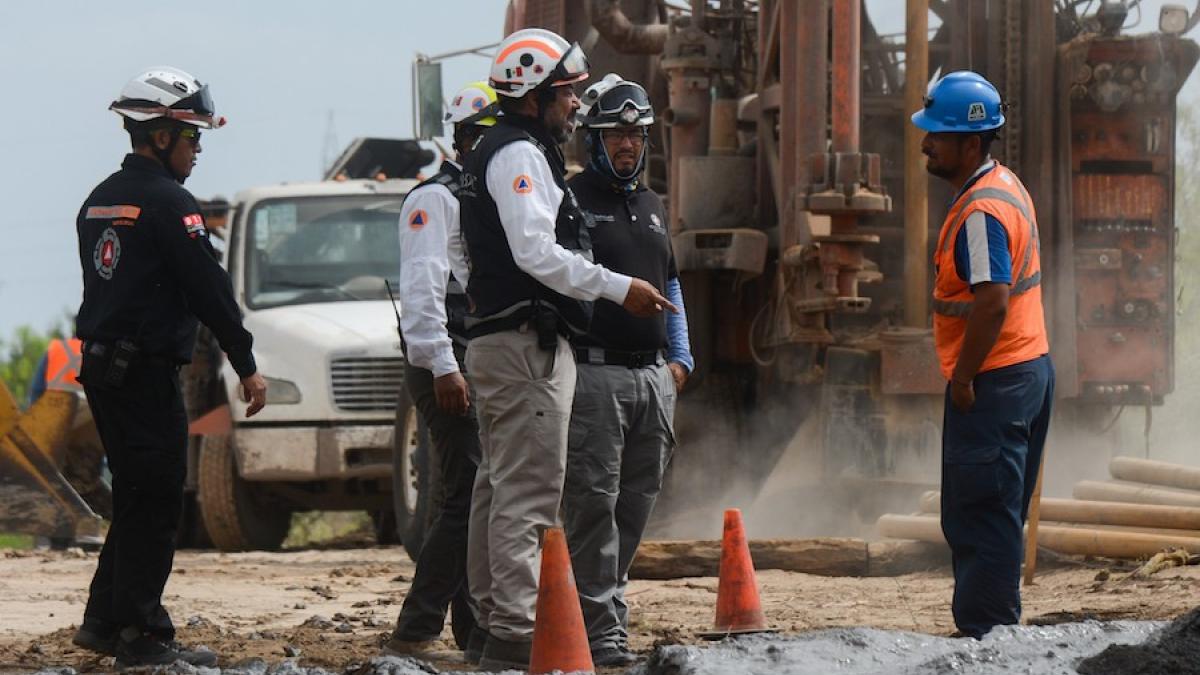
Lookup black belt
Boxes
[84,341,178,369]
[574,347,664,368]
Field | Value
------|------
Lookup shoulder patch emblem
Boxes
[649,213,666,234]
[409,209,428,230]
[513,175,533,194]
[182,213,207,239]
[93,227,121,280]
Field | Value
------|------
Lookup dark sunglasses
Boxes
[178,128,202,146]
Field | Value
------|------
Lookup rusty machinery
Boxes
[505,0,1197,524]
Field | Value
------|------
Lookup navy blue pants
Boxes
[941,354,1054,638]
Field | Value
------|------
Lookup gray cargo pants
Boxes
[464,328,576,642]
[563,361,677,651]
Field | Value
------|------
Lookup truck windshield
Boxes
[244,195,406,310]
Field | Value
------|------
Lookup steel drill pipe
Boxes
[903,0,930,328]
[919,491,1200,531]
[1074,480,1200,509]
[877,514,1200,559]
[1110,457,1200,493]
[831,0,862,153]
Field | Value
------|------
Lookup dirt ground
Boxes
[0,545,1197,673]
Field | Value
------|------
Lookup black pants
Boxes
[78,352,187,640]
[393,353,481,647]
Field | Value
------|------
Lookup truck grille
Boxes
[330,357,404,412]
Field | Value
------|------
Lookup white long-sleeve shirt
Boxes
[450,140,632,305]
[398,172,460,377]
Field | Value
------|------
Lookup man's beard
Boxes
[550,118,575,144]
[924,157,955,179]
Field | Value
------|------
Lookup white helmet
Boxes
[444,81,500,127]
[109,66,225,129]
[489,28,589,99]
[579,73,654,129]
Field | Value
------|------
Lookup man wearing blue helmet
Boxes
[912,71,1054,639]
[564,73,693,666]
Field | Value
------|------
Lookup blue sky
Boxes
[0,1,1192,341]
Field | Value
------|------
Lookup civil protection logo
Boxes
[513,175,533,194]
[93,227,121,280]
[409,209,428,230]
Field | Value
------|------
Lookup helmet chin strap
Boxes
[587,130,645,190]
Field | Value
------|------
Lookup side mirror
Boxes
[413,59,444,140]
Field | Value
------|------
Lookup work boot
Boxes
[464,627,488,665]
[71,618,118,656]
[114,628,218,668]
[592,645,639,667]
[478,634,531,671]
[381,634,439,657]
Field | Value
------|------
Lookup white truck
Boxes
[184,139,435,551]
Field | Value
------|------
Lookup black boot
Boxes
[114,628,218,668]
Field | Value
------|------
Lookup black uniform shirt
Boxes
[75,153,256,378]
[568,167,677,352]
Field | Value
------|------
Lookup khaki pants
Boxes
[465,328,576,642]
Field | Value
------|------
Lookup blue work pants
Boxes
[941,354,1054,638]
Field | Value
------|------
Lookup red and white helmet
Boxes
[109,66,225,129]
[489,28,589,99]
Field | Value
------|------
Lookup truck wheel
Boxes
[392,386,432,562]
[197,434,291,551]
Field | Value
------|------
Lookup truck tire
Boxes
[197,434,291,552]
[392,386,432,562]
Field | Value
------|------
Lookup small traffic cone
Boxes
[698,508,773,639]
[529,527,594,675]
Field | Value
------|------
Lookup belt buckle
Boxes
[629,352,645,368]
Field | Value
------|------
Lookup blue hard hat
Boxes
[911,71,1005,132]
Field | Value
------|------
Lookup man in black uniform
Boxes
[564,74,694,666]
[383,81,500,659]
[71,66,267,668]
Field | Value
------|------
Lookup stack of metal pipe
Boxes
[877,457,1200,559]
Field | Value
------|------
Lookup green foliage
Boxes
[282,511,373,549]
[0,534,33,549]
[0,323,67,408]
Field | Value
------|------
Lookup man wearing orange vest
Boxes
[29,337,85,405]
[911,71,1054,639]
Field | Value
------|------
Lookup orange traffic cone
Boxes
[698,508,773,639]
[529,527,595,675]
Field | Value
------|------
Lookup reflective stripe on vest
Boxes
[45,338,83,392]
[932,184,1042,318]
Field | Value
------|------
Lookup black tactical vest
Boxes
[410,161,470,345]
[458,116,594,338]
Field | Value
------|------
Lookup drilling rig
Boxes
[487,0,1200,534]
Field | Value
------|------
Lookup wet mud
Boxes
[1077,607,1200,675]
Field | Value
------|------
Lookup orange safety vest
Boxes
[932,162,1049,380]
[45,337,83,392]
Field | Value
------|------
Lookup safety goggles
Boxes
[589,84,651,117]
[547,43,590,88]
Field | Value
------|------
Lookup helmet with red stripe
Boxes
[489,28,589,99]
